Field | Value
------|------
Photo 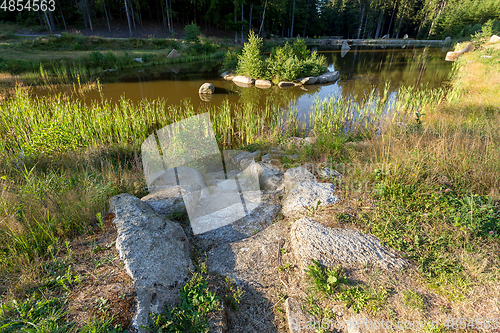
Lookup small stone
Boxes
[255,79,273,88]
[285,297,314,333]
[297,77,317,85]
[278,81,296,88]
[318,167,343,179]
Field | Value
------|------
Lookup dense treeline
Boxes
[1,0,499,39]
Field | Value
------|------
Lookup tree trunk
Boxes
[86,0,93,32]
[124,0,133,36]
[36,10,44,28]
[362,6,370,38]
[103,0,111,32]
[374,9,384,38]
[44,10,52,32]
[249,2,253,32]
[169,0,173,33]
[48,10,56,31]
[234,5,238,43]
[258,0,267,37]
[357,2,365,39]
[130,2,136,29]
[428,0,447,37]
[241,2,244,43]
[302,0,310,37]
[290,0,295,37]
[59,4,67,30]
[386,0,397,38]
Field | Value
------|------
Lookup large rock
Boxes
[232,75,255,87]
[284,167,317,193]
[148,167,206,192]
[445,42,475,61]
[255,79,273,88]
[245,162,284,191]
[290,218,408,271]
[199,82,215,94]
[297,76,317,85]
[195,191,281,250]
[141,186,185,216]
[316,71,340,84]
[282,182,339,217]
[490,35,500,43]
[167,48,181,59]
[110,193,193,331]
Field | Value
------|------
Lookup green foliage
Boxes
[184,23,201,43]
[23,121,83,156]
[337,286,369,314]
[305,259,346,295]
[403,290,425,310]
[149,271,220,332]
[223,276,245,311]
[264,39,326,83]
[236,31,264,79]
[222,49,240,71]
[0,297,72,332]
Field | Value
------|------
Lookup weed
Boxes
[149,270,220,332]
[403,290,425,311]
[223,276,245,311]
[305,260,346,295]
[278,262,292,272]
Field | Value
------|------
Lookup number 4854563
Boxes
[1,0,56,11]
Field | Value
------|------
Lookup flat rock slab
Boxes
[141,186,185,216]
[110,193,193,331]
[290,218,408,271]
[284,167,317,193]
[195,191,281,250]
[282,182,339,217]
[232,75,255,87]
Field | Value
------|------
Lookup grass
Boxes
[0,37,499,331]
[0,32,228,84]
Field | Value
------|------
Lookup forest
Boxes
[2,0,500,40]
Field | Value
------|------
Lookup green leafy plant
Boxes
[337,286,369,313]
[149,271,220,332]
[305,259,346,295]
[223,276,245,311]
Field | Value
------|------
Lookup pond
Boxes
[36,46,454,119]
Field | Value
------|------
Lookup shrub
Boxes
[236,30,264,79]
[222,50,240,71]
[185,23,201,43]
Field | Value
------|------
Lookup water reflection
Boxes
[34,46,453,119]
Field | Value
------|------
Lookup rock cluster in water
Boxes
[220,70,340,89]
